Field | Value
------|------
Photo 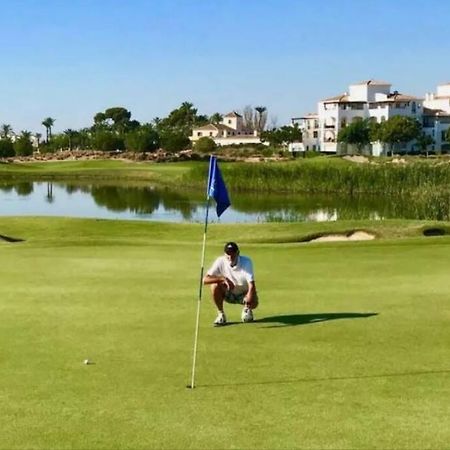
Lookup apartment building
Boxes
[423,83,450,151]
[291,80,450,156]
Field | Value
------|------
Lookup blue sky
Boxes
[2,0,450,133]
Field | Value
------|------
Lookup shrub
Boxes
[194,137,217,153]
[125,126,160,153]
[94,131,125,152]
[0,139,15,157]
[160,131,190,153]
[14,137,33,156]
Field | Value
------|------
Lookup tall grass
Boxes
[183,159,450,194]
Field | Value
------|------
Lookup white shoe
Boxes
[241,307,254,323]
[213,312,227,327]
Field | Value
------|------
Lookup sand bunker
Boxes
[309,231,375,243]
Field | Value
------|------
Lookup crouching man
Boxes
[203,242,258,326]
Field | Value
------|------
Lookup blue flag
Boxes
[207,156,231,217]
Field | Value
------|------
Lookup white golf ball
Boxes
[84,359,90,365]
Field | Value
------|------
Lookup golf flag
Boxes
[207,156,230,217]
[189,155,230,389]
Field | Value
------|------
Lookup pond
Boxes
[0,181,439,223]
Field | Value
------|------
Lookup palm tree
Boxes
[210,113,223,125]
[254,106,267,132]
[20,130,32,139]
[64,129,74,151]
[42,117,55,143]
[1,124,12,139]
[35,133,42,151]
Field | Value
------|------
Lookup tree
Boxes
[242,105,254,130]
[209,113,223,124]
[160,130,190,153]
[42,117,55,143]
[125,124,160,152]
[35,133,42,150]
[64,129,75,151]
[269,115,278,130]
[93,131,125,151]
[377,116,421,156]
[194,136,217,154]
[260,124,302,147]
[1,124,12,139]
[104,107,132,134]
[416,132,434,157]
[337,118,371,154]
[93,107,135,134]
[158,102,208,136]
[254,106,268,132]
[94,112,107,127]
[14,131,34,156]
[0,139,14,157]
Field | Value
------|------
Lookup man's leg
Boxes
[210,283,227,326]
[241,291,258,322]
[210,283,226,311]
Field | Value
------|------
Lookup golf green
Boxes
[0,217,449,449]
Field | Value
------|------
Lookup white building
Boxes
[190,111,261,146]
[291,80,433,156]
[291,113,319,152]
[423,83,450,151]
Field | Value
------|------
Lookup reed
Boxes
[183,159,450,195]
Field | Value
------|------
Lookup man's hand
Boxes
[223,277,235,291]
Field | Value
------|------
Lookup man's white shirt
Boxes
[207,255,254,295]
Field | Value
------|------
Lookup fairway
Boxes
[1,218,449,449]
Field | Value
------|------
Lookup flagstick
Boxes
[188,195,211,389]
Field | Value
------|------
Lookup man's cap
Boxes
[224,242,239,253]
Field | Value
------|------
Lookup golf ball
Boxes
[84,359,90,365]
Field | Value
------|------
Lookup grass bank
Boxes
[1,217,449,449]
[183,157,450,194]
[4,157,450,195]
[0,160,195,186]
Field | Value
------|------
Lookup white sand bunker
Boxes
[309,231,375,243]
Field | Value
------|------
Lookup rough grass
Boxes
[0,217,450,449]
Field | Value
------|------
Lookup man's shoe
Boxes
[213,312,227,327]
[241,307,254,323]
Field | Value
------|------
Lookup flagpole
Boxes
[188,156,214,389]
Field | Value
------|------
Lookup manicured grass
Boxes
[1,217,449,449]
[0,160,196,185]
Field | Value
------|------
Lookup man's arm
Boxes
[203,274,235,290]
[244,281,257,305]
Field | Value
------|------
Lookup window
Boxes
[228,120,232,124]
[412,102,416,113]
[313,131,318,138]
[209,132,213,137]
[197,132,202,137]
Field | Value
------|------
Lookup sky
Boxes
[1,0,450,134]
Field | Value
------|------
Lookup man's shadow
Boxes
[255,312,378,327]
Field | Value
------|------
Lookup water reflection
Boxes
[0,181,448,223]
